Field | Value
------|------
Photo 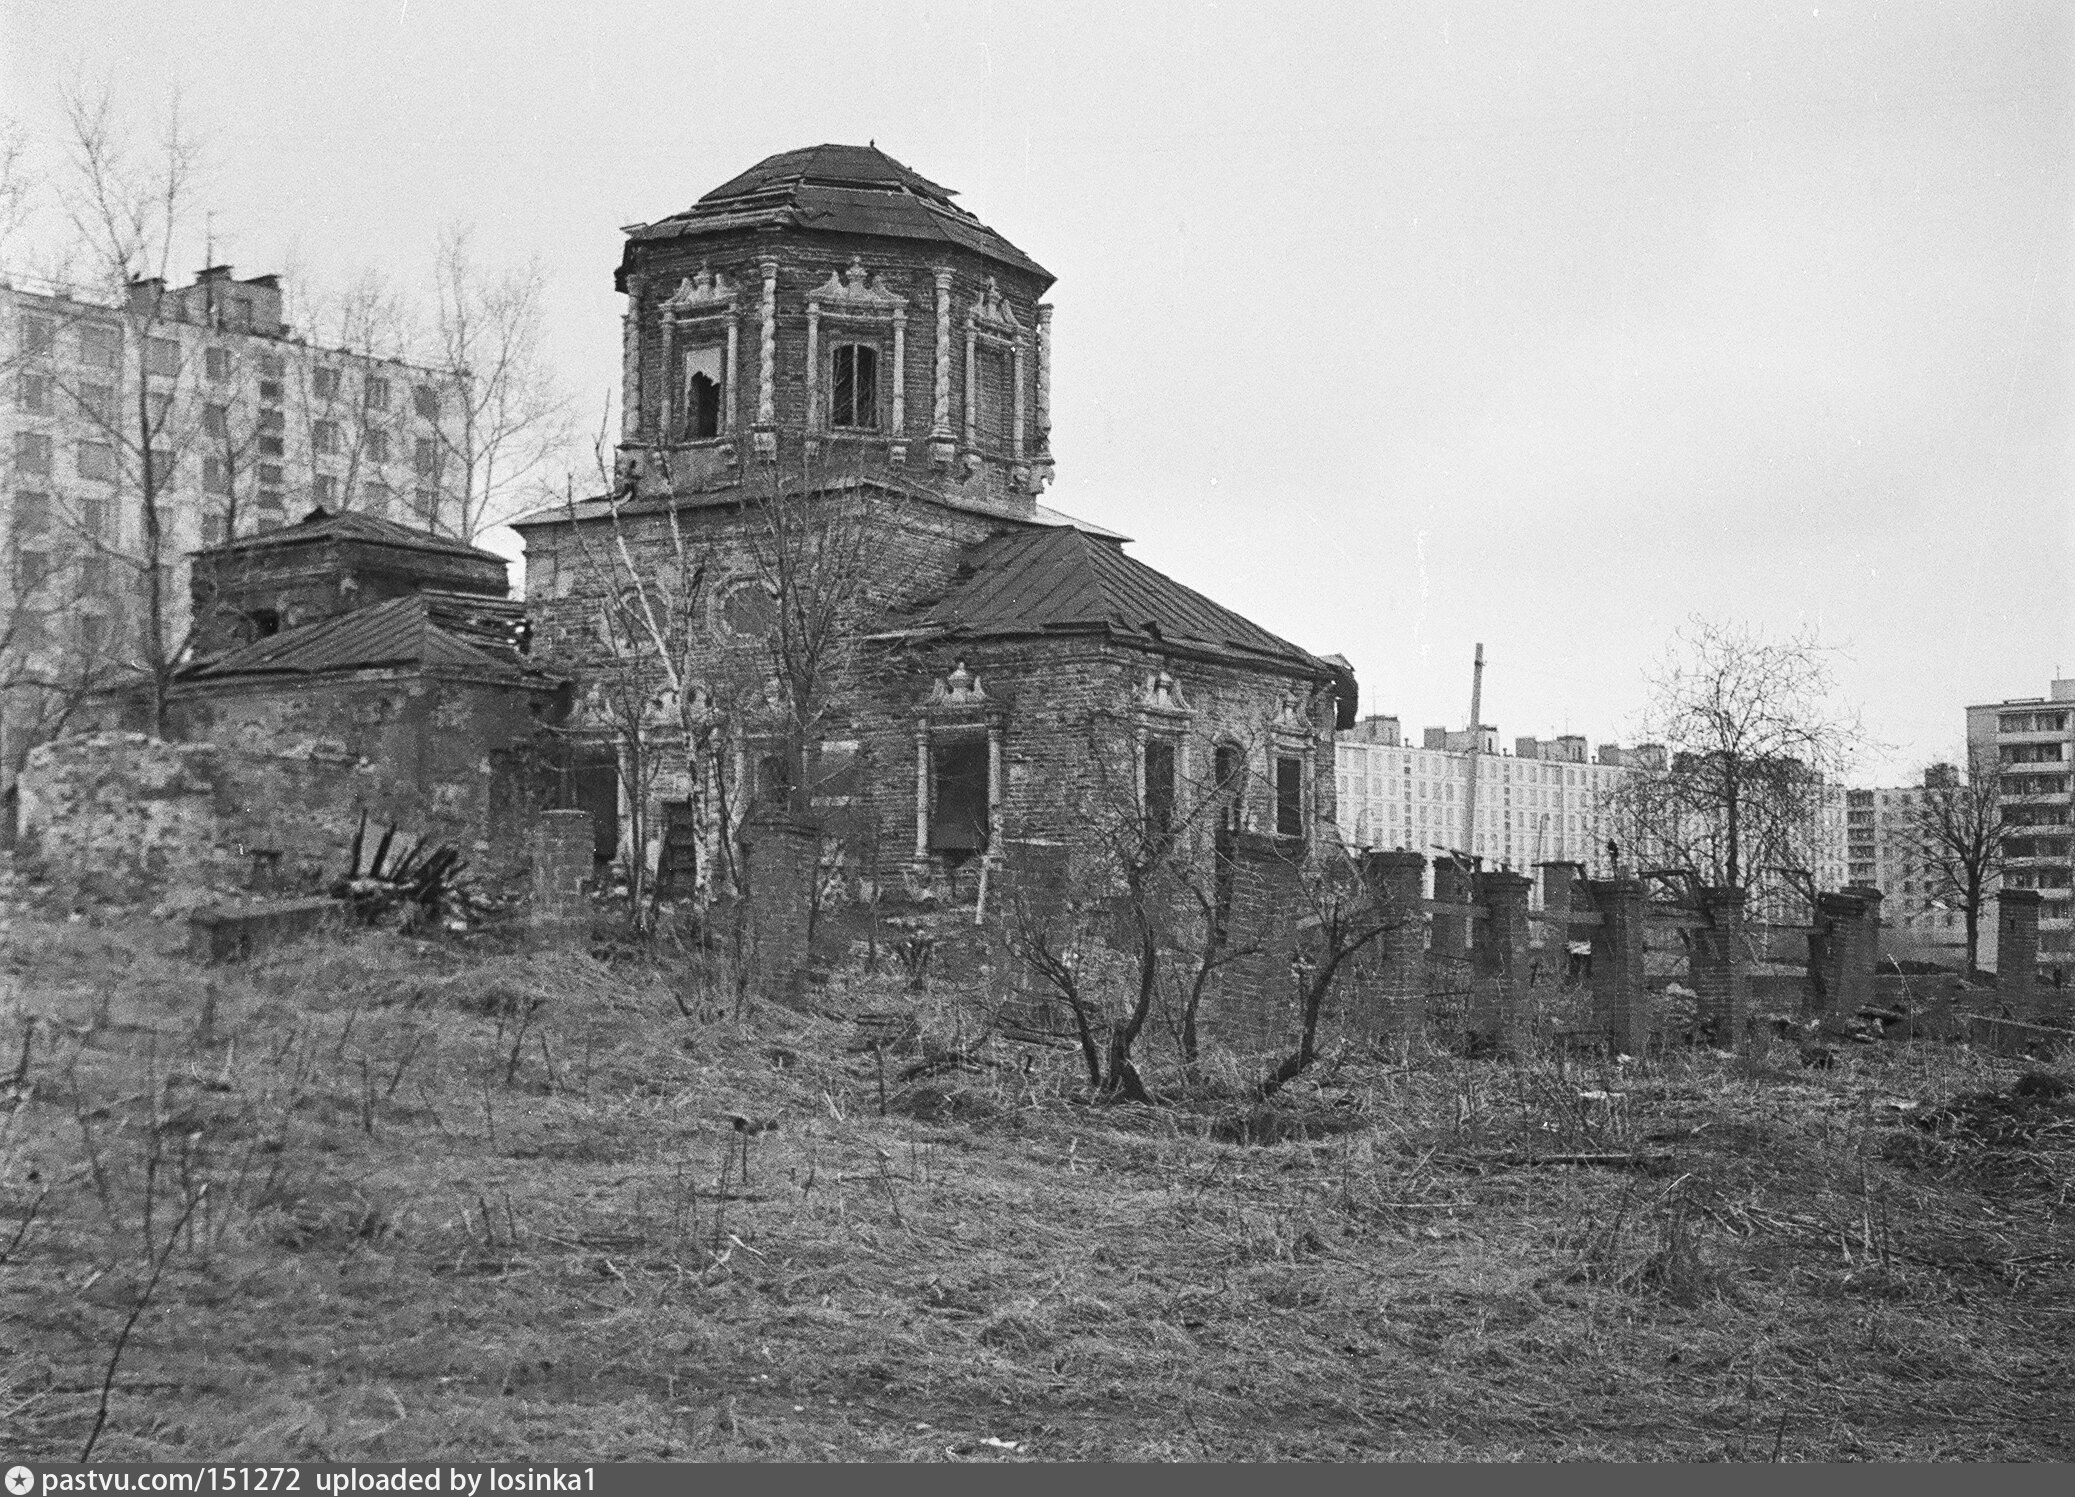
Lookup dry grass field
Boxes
[3,895,2072,1462]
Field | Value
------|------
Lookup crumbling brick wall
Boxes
[19,671,560,903]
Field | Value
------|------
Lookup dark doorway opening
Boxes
[656,799,698,898]
[571,749,620,868]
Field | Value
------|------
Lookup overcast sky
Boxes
[5,0,2068,783]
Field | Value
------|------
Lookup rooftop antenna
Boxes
[1462,642,1485,867]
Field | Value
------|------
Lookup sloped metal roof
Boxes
[196,507,507,566]
[626,144,1051,286]
[181,594,546,685]
[508,477,1126,540]
[907,526,1335,678]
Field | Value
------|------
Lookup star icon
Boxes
[5,1467,35,1497]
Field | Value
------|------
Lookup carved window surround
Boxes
[961,277,1033,484]
[805,258,909,463]
[657,265,741,464]
[1266,690,1320,844]
[1134,670,1195,824]
[913,662,1006,861]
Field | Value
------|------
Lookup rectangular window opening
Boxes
[830,343,879,430]
[1145,739,1177,835]
[929,737,990,858]
[1275,755,1305,839]
[682,344,724,439]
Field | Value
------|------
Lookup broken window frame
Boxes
[679,342,726,441]
[717,576,778,641]
[811,738,863,810]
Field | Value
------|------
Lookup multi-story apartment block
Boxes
[1968,681,2075,962]
[2,269,467,790]
[1338,711,1850,919]
[1335,714,1638,881]
[1844,768,1971,966]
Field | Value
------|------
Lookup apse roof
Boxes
[180,593,546,686]
[624,144,1051,286]
[904,526,1336,680]
[195,507,506,567]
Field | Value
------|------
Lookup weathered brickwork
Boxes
[21,665,561,901]
[190,518,509,655]
[531,809,595,928]
[620,237,1053,511]
[1993,888,2041,1013]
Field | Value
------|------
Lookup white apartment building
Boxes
[3,268,465,788]
[1845,774,1971,966]
[1968,681,2075,964]
[1337,713,1850,910]
[1334,714,1637,882]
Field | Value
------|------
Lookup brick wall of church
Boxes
[520,486,1339,901]
[622,229,1053,510]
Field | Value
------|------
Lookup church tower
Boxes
[614,144,1055,514]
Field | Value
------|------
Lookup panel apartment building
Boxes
[1338,713,1850,910]
[1334,714,1652,881]
[1844,769,1969,967]
[1969,680,2075,965]
[2,268,466,789]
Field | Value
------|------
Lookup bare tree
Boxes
[1257,841,1403,1099]
[426,226,569,541]
[999,717,1283,1100]
[1607,617,1864,892]
[1,541,126,792]
[1909,750,2009,976]
[551,427,716,921]
[51,86,205,736]
[740,463,879,816]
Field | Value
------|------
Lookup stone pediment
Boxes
[811,257,908,311]
[969,276,1021,334]
[661,265,736,316]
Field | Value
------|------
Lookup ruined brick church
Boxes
[515,144,1356,900]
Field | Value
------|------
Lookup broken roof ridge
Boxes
[182,592,543,685]
[195,506,506,565]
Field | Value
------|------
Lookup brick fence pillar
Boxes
[1535,862,1576,983]
[1808,889,1879,1020]
[530,810,593,933]
[1690,885,1748,1049]
[1587,877,1648,1054]
[1206,832,1307,1052]
[1473,871,1533,1050]
[1364,850,1427,1043]
[1431,858,1471,960]
[1845,884,1885,1017]
[737,814,822,999]
[1995,888,2041,1016]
